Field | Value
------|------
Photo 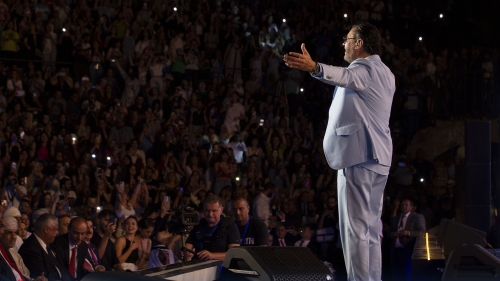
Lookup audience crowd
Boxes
[0,0,492,280]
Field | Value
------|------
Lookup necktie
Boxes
[87,242,99,265]
[299,240,304,247]
[46,245,62,278]
[397,214,407,246]
[69,246,77,279]
[280,239,285,246]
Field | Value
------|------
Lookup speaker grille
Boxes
[248,247,330,281]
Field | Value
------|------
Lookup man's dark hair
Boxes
[353,22,382,56]
[327,195,337,201]
[232,196,249,207]
[97,209,115,219]
[58,214,71,222]
[34,213,57,232]
[401,197,416,206]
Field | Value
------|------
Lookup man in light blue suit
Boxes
[284,22,395,281]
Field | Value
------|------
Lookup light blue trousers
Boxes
[338,165,387,281]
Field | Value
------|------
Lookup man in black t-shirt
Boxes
[90,210,123,271]
[185,195,240,261]
[233,197,268,246]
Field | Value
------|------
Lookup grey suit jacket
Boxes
[390,213,426,248]
[313,55,395,172]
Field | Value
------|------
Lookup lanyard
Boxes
[200,221,220,250]
[240,218,251,246]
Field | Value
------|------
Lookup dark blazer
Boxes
[0,253,17,281]
[84,241,101,269]
[390,212,426,250]
[18,234,72,281]
[51,234,89,281]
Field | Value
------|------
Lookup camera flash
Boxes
[344,14,348,18]
[173,7,177,11]
[62,28,66,32]
[282,19,286,23]
[235,177,240,181]
[107,157,111,161]
[439,14,443,18]
[300,88,304,92]
[92,154,96,158]
[420,178,424,182]
[419,37,423,41]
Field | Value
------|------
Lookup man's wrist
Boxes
[310,62,320,74]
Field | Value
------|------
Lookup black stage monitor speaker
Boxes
[437,218,451,249]
[441,220,487,259]
[218,246,334,281]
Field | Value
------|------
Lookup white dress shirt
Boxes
[294,239,310,247]
[395,212,410,248]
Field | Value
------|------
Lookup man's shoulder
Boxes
[249,216,266,227]
[19,235,40,252]
[53,234,69,246]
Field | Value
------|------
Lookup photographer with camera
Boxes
[184,194,240,261]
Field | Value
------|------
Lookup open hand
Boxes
[283,43,317,72]
[197,250,213,260]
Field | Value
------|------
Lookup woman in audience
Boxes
[246,137,264,162]
[115,183,138,219]
[163,171,179,195]
[115,216,141,271]
[291,163,311,188]
[136,218,154,270]
[214,148,233,196]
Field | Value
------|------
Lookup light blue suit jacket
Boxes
[313,55,395,173]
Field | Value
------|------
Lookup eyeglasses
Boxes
[343,36,357,44]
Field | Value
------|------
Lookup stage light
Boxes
[426,233,430,260]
